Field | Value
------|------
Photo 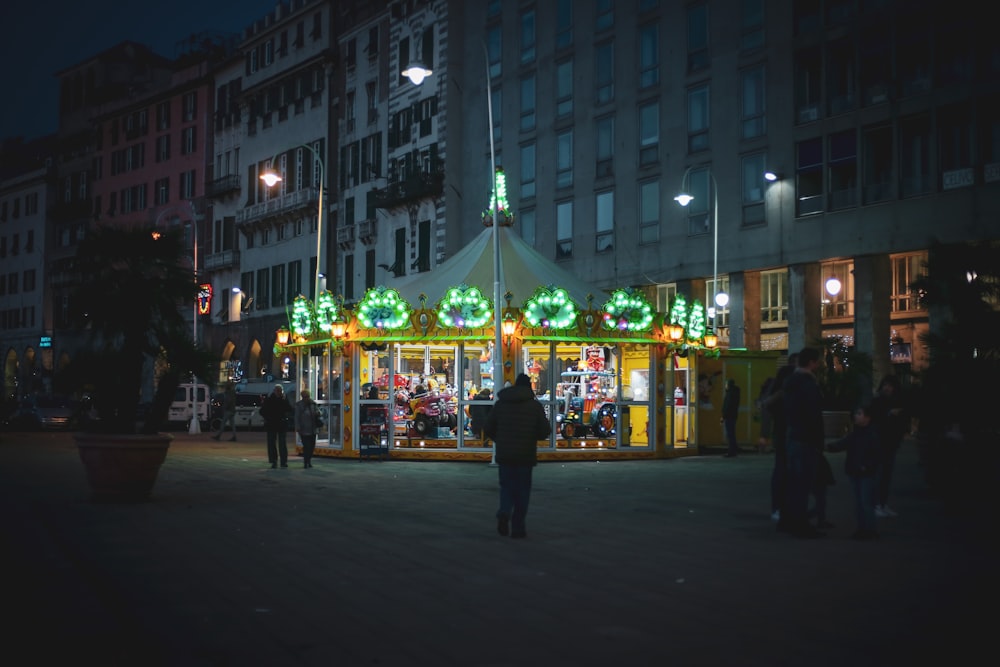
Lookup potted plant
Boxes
[814,335,873,439]
[64,226,217,501]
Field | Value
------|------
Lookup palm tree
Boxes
[65,226,216,434]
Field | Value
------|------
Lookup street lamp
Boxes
[675,167,727,319]
[154,201,202,434]
[259,144,326,306]
[403,41,505,398]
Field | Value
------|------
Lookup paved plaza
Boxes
[1,430,994,666]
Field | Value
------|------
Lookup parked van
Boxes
[169,383,211,428]
[210,391,267,431]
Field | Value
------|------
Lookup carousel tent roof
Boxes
[389,224,610,310]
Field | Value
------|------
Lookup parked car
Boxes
[5,395,84,431]
[209,391,267,431]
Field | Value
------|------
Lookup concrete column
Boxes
[727,272,745,348]
[787,262,821,354]
[854,254,891,397]
[737,270,762,351]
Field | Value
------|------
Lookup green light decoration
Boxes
[357,286,411,330]
[524,285,578,329]
[436,285,492,328]
[687,299,707,341]
[482,167,514,225]
[601,288,654,332]
[314,291,337,332]
[669,294,688,327]
[290,295,314,336]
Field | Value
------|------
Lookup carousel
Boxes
[275,179,771,461]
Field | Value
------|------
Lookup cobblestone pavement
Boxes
[1,430,994,666]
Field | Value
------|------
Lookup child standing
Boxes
[826,405,881,540]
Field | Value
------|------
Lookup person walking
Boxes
[211,382,238,441]
[260,385,294,469]
[295,389,321,468]
[827,404,881,540]
[781,347,826,538]
[763,354,798,523]
[469,387,492,440]
[721,379,741,457]
[870,374,909,518]
[483,373,551,539]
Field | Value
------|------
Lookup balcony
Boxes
[236,187,319,225]
[372,169,444,210]
[358,218,378,245]
[337,223,355,250]
[204,249,240,272]
[206,174,241,199]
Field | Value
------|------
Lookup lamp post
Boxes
[154,201,202,434]
[260,144,326,308]
[403,41,505,397]
[674,167,727,325]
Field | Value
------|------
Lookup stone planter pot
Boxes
[75,432,172,502]
[822,410,852,442]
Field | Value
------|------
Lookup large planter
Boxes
[75,432,172,502]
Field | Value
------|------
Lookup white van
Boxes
[169,383,211,428]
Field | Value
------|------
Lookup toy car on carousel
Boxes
[399,388,458,436]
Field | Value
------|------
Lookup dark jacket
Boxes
[722,383,741,420]
[870,392,909,454]
[827,423,880,477]
[783,369,824,448]
[469,390,492,437]
[260,392,293,431]
[483,385,550,465]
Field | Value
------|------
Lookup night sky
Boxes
[0,0,281,141]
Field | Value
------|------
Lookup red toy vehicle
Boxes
[404,389,458,436]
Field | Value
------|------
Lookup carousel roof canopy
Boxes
[390,225,610,309]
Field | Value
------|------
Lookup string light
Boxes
[524,285,578,329]
[436,285,492,328]
[357,286,411,330]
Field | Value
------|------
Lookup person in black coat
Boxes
[721,379,741,457]
[827,404,881,539]
[260,385,294,468]
[469,388,492,439]
[483,374,551,539]
[869,374,909,518]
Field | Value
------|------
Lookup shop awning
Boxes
[389,225,610,309]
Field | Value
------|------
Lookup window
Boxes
[520,9,536,64]
[271,264,285,308]
[861,24,891,106]
[183,92,197,122]
[180,170,197,199]
[687,85,709,153]
[898,11,931,97]
[157,101,170,130]
[863,124,893,204]
[826,39,856,115]
[796,138,823,215]
[900,114,931,197]
[264,39,274,66]
[555,59,573,118]
[741,65,766,139]
[595,0,613,32]
[155,177,170,205]
[639,180,659,244]
[656,284,678,314]
[181,127,196,155]
[828,130,857,210]
[256,268,270,309]
[891,252,926,313]
[687,3,709,71]
[638,102,659,166]
[596,116,614,177]
[741,0,765,51]
[596,191,614,252]
[487,25,502,79]
[939,105,974,184]
[520,143,536,199]
[795,47,822,124]
[556,0,573,49]
[520,208,536,246]
[416,220,430,273]
[520,74,535,132]
[556,130,573,189]
[709,276,729,328]
[346,91,356,131]
[742,153,766,226]
[821,260,854,318]
[760,270,788,323]
[556,201,573,259]
[639,24,659,89]
[685,167,711,236]
[24,269,36,292]
[595,42,614,105]
[491,86,502,143]
[366,81,378,125]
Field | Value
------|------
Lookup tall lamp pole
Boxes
[675,167,727,324]
[403,39,504,463]
[154,201,202,434]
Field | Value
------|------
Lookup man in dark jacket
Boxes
[781,347,825,538]
[721,379,741,457]
[260,385,294,468]
[483,374,551,539]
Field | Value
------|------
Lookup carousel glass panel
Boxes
[389,343,461,445]
[301,343,343,448]
[461,343,493,446]
[618,342,652,448]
